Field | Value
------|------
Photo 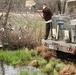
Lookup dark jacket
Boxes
[42,7,53,21]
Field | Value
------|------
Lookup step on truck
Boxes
[42,0,76,58]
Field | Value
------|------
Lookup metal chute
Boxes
[25,0,36,9]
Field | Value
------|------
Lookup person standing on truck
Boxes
[37,4,53,40]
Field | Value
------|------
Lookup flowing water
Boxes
[0,63,41,75]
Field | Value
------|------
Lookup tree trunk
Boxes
[3,0,12,28]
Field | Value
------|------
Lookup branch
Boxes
[3,0,12,28]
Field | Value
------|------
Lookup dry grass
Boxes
[35,46,56,61]
[0,13,45,49]
[59,65,76,75]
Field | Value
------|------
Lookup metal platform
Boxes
[42,39,76,54]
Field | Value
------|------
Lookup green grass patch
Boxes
[0,48,32,66]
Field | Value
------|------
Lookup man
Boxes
[37,4,53,40]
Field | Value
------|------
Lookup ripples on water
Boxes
[0,64,41,75]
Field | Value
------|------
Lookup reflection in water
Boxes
[0,63,41,75]
[4,65,20,75]
[0,61,5,75]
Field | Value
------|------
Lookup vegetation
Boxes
[0,47,76,75]
[20,69,28,75]
[0,48,32,66]
[0,0,63,12]
[0,0,76,75]
[0,0,67,49]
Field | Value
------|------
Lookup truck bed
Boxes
[42,39,76,54]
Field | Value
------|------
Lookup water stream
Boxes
[0,63,41,75]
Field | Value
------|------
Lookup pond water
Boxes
[0,63,41,75]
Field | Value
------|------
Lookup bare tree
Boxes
[1,0,12,48]
[3,0,12,28]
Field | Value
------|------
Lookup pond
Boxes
[0,63,41,75]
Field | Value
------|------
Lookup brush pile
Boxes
[35,46,56,61]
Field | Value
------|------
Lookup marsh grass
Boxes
[32,70,38,75]
[0,48,32,66]
[0,48,48,75]
[0,48,74,75]
[20,69,28,75]
[0,48,48,67]
[20,68,39,75]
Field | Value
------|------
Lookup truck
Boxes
[42,0,76,59]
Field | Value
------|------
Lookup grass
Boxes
[0,48,32,66]
[0,48,75,75]
[8,13,45,28]
[0,48,48,75]
[20,69,38,75]
[20,69,28,75]
[0,48,47,66]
